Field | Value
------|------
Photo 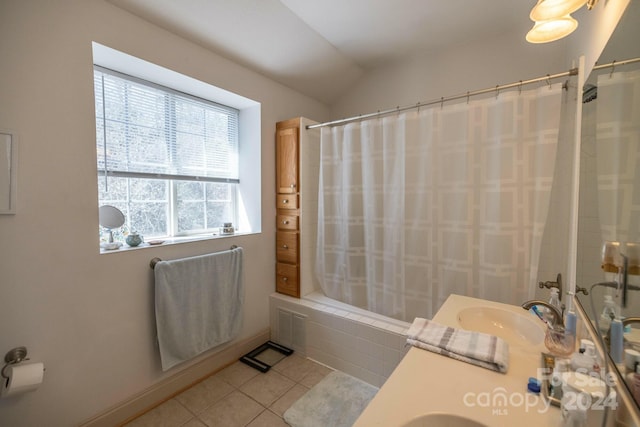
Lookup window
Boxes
[94,66,240,239]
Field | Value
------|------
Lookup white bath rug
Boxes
[283,370,378,427]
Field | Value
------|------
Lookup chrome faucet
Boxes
[539,273,563,300]
[521,300,564,327]
[623,317,640,328]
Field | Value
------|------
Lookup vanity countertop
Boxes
[353,294,563,427]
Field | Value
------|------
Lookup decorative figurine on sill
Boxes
[126,231,143,247]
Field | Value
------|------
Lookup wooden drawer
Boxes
[277,214,298,231]
[276,262,299,297]
[276,194,298,210]
[276,231,298,264]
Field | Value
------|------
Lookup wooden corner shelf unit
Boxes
[275,118,301,298]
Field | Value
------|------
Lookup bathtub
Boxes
[269,291,410,387]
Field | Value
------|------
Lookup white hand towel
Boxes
[406,317,509,373]
[154,247,244,371]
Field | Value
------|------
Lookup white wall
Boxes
[329,0,630,121]
[330,29,570,120]
[0,1,329,426]
[568,0,631,77]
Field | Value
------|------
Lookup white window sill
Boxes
[99,231,257,254]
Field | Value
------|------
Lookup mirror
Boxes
[576,0,640,411]
[0,130,17,214]
[98,205,125,249]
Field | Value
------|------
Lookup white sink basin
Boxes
[401,413,488,427]
[457,306,544,346]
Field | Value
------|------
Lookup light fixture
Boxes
[525,0,599,43]
[530,0,586,21]
[526,15,578,43]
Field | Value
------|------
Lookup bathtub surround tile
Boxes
[270,292,409,392]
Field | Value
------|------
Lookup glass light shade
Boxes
[526,16,578,43]
[530,0,587,21]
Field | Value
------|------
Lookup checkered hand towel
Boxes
[406,318,509,373]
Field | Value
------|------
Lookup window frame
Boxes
[92,42,262,253]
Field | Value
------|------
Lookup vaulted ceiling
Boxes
[108,0,537,104]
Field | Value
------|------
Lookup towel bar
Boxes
[150,245,238,269]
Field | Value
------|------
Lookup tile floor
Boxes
[124,354,333,427]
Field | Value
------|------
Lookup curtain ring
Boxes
[440,97,444,109]
[466,91,470,104]
[416,102,421,113]
[518,80,523,95]
[495,85,499,99]
[610,60,616,78]
[546,74,551,89]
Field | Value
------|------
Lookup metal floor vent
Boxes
[239,341,294,373]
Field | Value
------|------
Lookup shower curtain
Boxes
[595,69,640,246]
[316,84,565,322]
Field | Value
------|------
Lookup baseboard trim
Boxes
[80,329,270,427]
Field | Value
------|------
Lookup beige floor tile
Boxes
[175,375,235,414]
[272,355,331,385]
[298,363,333,388]
[182,419,207,427]
[246,409,289,427]
[198,391,263,427]
[269,384,309,417]
[215,361,260,388]
[240,370,295,407]
[124,399,192,427]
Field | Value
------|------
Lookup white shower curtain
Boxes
[316,84,564,321]
[596,69,640,246]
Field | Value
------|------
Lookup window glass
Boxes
[94,67,239,239]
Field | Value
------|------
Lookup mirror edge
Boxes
[574,295,640,425]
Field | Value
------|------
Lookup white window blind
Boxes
[94,66,239,183]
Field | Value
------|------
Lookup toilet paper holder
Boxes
[1,347,29,379]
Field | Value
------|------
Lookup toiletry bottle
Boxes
[571,340,598,375]
[610,318,624,364]
[565,310,577,336]
[546,288,562,325]
[600,295,619,335]
[583,341,600,374]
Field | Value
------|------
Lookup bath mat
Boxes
[283,371,378,427]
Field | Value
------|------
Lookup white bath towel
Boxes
[406,317,509,373]
[154,247,244,371]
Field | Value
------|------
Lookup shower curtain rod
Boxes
[306,57,640,130]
